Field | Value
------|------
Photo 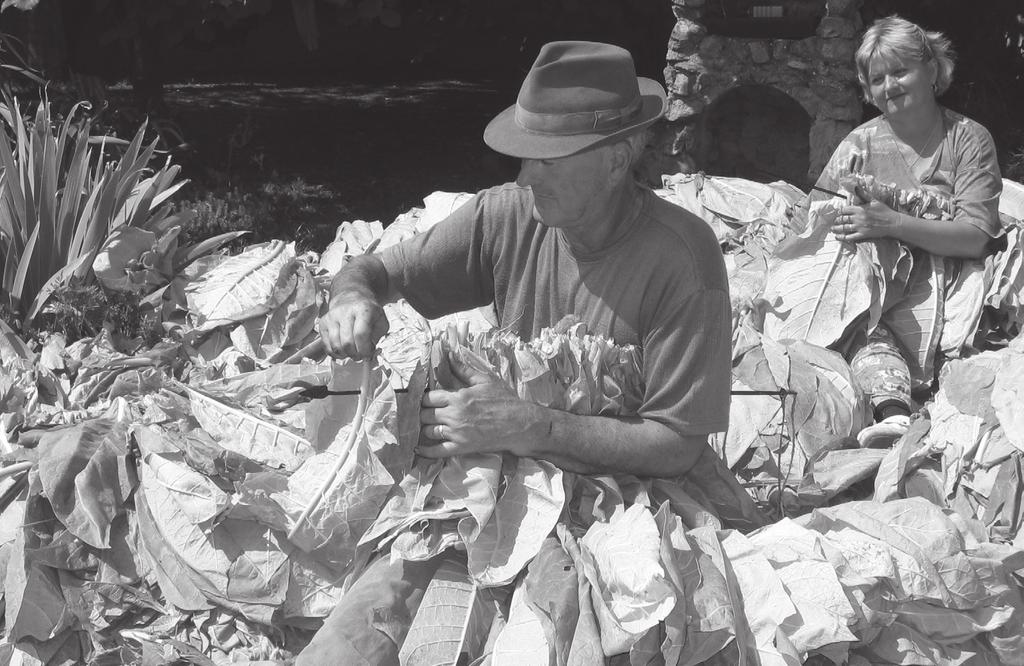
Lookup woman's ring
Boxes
[438,424,448,440]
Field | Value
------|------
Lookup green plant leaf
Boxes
[172,230,249,272]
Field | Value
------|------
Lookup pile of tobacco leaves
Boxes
[0,179,1021,665]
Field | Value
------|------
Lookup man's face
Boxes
[515,145,616,230]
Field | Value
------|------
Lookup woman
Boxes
[816,16,1003,446]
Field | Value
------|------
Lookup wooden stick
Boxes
[288,359,372,541]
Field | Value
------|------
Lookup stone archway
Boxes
[698,84,813,187]
[659,0,866,185]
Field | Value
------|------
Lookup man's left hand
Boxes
[417,352,546,458]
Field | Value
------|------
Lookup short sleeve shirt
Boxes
[381,183,732,436]
[816,108,1002,238]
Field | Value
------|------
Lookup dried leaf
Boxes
[523,536,579,666]
[467,457,565,587]
[139,474,289,623]
[718,530,801,665]
[282,547,348,620]
[762,201,878,347]
[883,255,944,385]
[558,525,605,666]
[651,502,693,666]
[274,429,395,559]
[804,448,887,502]
[399,556,506,665]
[133,485,214,613]
[185,240,297,331]
[579,503,676,636]
[138,450,229,525]
[491,577,552,665]
[4,478,75,643]
[940,258,992,356]
[34,418,133,549]
[230,263,319,360]
[186,384,315,471]
[992,344,1024,454]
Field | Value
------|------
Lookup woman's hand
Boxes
[831,199,903,243]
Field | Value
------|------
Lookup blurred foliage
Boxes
[176,175,348,252]
[0,30,45,95]
[34,282,162,343]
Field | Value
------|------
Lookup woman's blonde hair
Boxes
[855,15,956,104]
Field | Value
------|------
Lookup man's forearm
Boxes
[329,254,397,306]
[519,405,707,478]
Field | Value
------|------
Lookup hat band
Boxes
[513,96,643,136]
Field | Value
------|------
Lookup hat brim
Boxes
[483,77,667,160]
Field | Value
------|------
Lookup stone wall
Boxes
[657,0,865,185]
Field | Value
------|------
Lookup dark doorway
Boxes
[698,84,812,187]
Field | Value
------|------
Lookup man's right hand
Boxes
[317,290,390,360]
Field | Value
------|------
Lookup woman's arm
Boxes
[832,199,991,258]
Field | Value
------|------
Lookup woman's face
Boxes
[867,55,938,117]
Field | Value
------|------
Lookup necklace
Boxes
[897,113,944,173]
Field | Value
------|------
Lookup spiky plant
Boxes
[0,96,189,328]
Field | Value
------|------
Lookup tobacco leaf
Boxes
[185,240,297,331]
[718,529,802,665]
[940,258,992,356]
[139,472,289,623]
[992,342,1024,454]
[579,503,675,636]
[490,576,554,665]
[523,536,580,666]
[4,475,75,643]
[398,556,507,665]
[34,418,133,549]
[230,263,318,361]
[557,525,605,666]
[652,502,693,666]
[186,384,315,471]
[467,457,564,587]
[762,201,877,348]
[274,434,394,560]
[282,546,348,620]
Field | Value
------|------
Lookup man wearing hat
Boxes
[302,41,731,663]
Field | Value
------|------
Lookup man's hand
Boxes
[317,255,395,360]
[317,291,389,360]
[417,352,546,458]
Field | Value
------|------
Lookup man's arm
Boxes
[318,254,399,360]
[535,408,706,477]
[417,353,706,478]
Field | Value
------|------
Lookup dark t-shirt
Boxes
[381,183,732,437]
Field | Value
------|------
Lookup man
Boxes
[300,41,732,664]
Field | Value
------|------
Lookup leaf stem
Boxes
[804,239,845,340]
[0,461,33,483]
[288,359,372,541]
